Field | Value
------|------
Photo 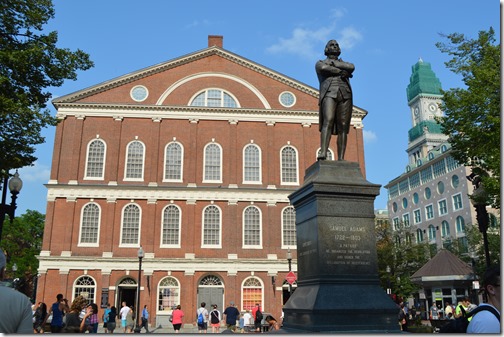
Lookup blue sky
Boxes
[14,0,500,215]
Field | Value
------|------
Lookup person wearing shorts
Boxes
[171,305,184,333]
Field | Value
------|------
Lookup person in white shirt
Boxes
[119,301,131,333]
[467,265,501,333]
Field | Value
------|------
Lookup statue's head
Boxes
[324,40,341,57]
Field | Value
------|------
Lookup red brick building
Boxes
[36,36,368,326]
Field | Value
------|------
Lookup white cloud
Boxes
[363,129,377,143]
[17,162,51,183]
[266,8,362,59]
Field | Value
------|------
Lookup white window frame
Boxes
[242,143,262,184]
[160,204,181,248]
[189,88,239,108]
[281,206,296,248]
[119,203,142,247]
[441,220,450,238]
[157,277,181,314]
[78,202,101,247]
[163,142,184,182]
[124,140,145,181]
[280,145,299,185]
[393,217,400,231]
[84,138,106,180]
[438,199,448,216]
[242,205,262,249]
[203,142,223,183]
[202,205,222,248]
[425,204,434,220]
[241,277,264,312]
[402,213,410,227]
[456,216,466,234]
[73,275,97,304]
[452,193,463,211]
[413,209,421,224]
[428,224,436,242]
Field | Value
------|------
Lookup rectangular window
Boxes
[393,217,400,230]
[402,213,410,227]
[432,160,447,178]
[438,199,448,216]
[399,179,409,194]
[425,205,434,220]
[452,194,463,210]
[446,156,460,171]
[421,167,433,183]
[409,173,420,189]
[414,209,421,224]
[389,184,399,199]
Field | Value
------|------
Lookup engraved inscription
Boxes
[326,222,371,266]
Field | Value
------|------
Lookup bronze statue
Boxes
[316,40,355,161]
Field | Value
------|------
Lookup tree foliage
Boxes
[376,218,430,302]
[1,209,45,299]
[435,28,500,208]
[0,0,93,177]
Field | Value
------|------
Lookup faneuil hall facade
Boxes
[36,35,368,326]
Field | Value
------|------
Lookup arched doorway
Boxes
[197,275,224,311]
[117,277,137,309]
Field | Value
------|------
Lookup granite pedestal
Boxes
[282,160,400,333]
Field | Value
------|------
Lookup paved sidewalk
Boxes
[97,323,206,334]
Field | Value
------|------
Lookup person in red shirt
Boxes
[252,303,262,332]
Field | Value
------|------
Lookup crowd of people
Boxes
[0,246,499,334]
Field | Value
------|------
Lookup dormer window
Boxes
[190,89,238,107]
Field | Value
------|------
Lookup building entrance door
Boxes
[197,275,224,311]
[117,277,138,309]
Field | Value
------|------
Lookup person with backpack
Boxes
[196,302,209,333]
[209,304,221,333]
[467,265,501,333]
[252,303,263,332]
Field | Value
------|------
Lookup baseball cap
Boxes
[0,249,6,270]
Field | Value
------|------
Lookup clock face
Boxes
[131,86,148,102]
[414,107,420,116]
[428,103,437,112]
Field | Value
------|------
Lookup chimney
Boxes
[208,35,223,48]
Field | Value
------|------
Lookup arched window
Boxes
[242,277,263,312]
[456,216,465,233]
[202,205,221,247]
[190,89,237,107]
[416,228,424,243]
[441,220,450,238]
[428,225,436,241]
[158,277,180,312]
[280,146,298,185]
[85,139,106,179]
[73,276,96,304]
[243,206,261,248]
[282,207,296,247]
[243,144,261,183]
[121,204,141,246]
[125,140,145,180]
[161,205,181,247]
[79,203,100,246]
[164,142,183,181]
[203,143,222,182]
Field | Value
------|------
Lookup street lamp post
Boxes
[386,266,391,295]
[287,248,293,296]
[0,171,23,242]
[134,246,144,333]
[466,173,491,267]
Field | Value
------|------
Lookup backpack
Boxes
[438,305,500,333]
[197,310,204,324]
[210,310,220,324]
[255,308,263,322]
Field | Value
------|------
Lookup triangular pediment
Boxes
[53,46,318,106]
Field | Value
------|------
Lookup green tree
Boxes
[435,28,500,208]
[0,0,94,176]
[464,214,501,276]
[1,210,45,299]
[376,218,430,302]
